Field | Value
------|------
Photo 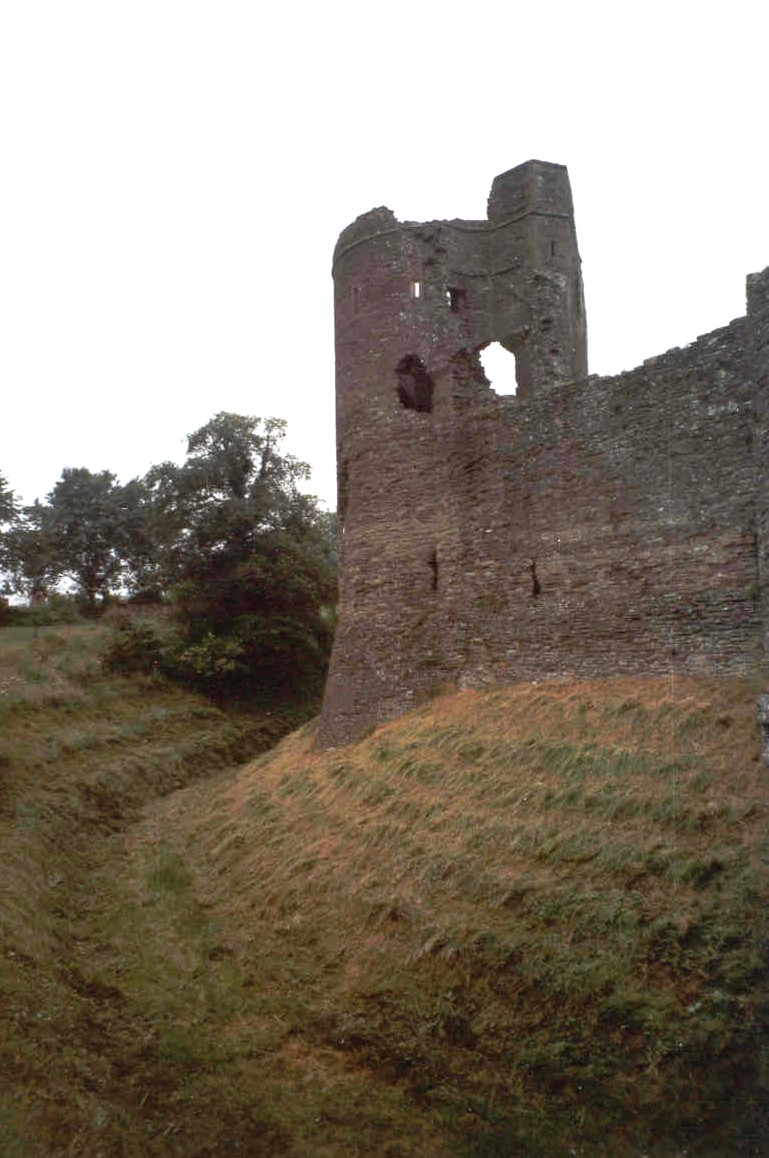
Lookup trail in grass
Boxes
[59,676,769,1158]
[3,634,768,1158]
[46,761,448,1158]
[0,622,327,1158]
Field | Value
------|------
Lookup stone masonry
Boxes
[318,160,769,747]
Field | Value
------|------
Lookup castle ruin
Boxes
[319,160,769,747]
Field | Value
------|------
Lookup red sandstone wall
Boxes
[318,163,764,747]
[749,268,769,656]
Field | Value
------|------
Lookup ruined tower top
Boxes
[331,160,587,411]
[487,159,576,221]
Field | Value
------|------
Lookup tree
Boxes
[144,413,336,700]
[0,473,14,577]
[0,473,16,609]
[0,473,14,526]
[45,468,147,611]
[1,500,60,602]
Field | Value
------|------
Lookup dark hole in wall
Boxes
[429,549,439,591]
[339,458,349,525]
[396,355,434,413]
[530,560,541,599]
[447,287,466,313]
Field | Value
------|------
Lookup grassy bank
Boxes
[0,621,314,1155]
[1,630,767,1155]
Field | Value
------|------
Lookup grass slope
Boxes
[1,629,768,1156]
[0,622,312,1156]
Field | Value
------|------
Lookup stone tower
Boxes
[319,161,588,746]
[319,161,765,749]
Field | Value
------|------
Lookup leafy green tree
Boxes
[1,500,60,602]
[45,468,147,611]
[0,473,14,526]
[112,476,166,600]
[0,473,14,576]
[144,413,336,700]
[0,473,16,614]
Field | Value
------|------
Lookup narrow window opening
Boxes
[338,458,350,526]
[550,240,557,258]
[411,279,422,299]
[429,548,439,591]
[446,286,466,313]
[530,560,541,599]
[395,354,434,413]
[479,341,518,397]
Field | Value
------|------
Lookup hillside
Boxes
[0,621,313,1156]
[1,627,768,1156]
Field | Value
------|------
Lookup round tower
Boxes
[318,162,587,746]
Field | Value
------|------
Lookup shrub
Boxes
[102,619,166,675]
[3,595,82,628]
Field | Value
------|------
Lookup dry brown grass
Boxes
[103,674,768,1156]
[2,643,767,1156]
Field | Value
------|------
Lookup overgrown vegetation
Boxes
[0,413,337,705]
[1,635,766,1156]
[0,621,320,1156]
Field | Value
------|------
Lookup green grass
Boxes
[1,641,767,1156]
[0,619,322,1156]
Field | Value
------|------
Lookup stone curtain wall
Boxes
[318,161,766,747]
[471,322,759,685]
[749,268,769,656]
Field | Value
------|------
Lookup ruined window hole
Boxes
[479,342,518,397]
[429,549,439,591]
[530,560,541,599]
[395,355,434,413]
[411,280,422,300]
[446,287,466,313]
[339,457,350,525]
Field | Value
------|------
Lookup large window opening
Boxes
[479,342,518,397]
[395,354,434,413]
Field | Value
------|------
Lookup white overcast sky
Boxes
[1,1,766,509]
